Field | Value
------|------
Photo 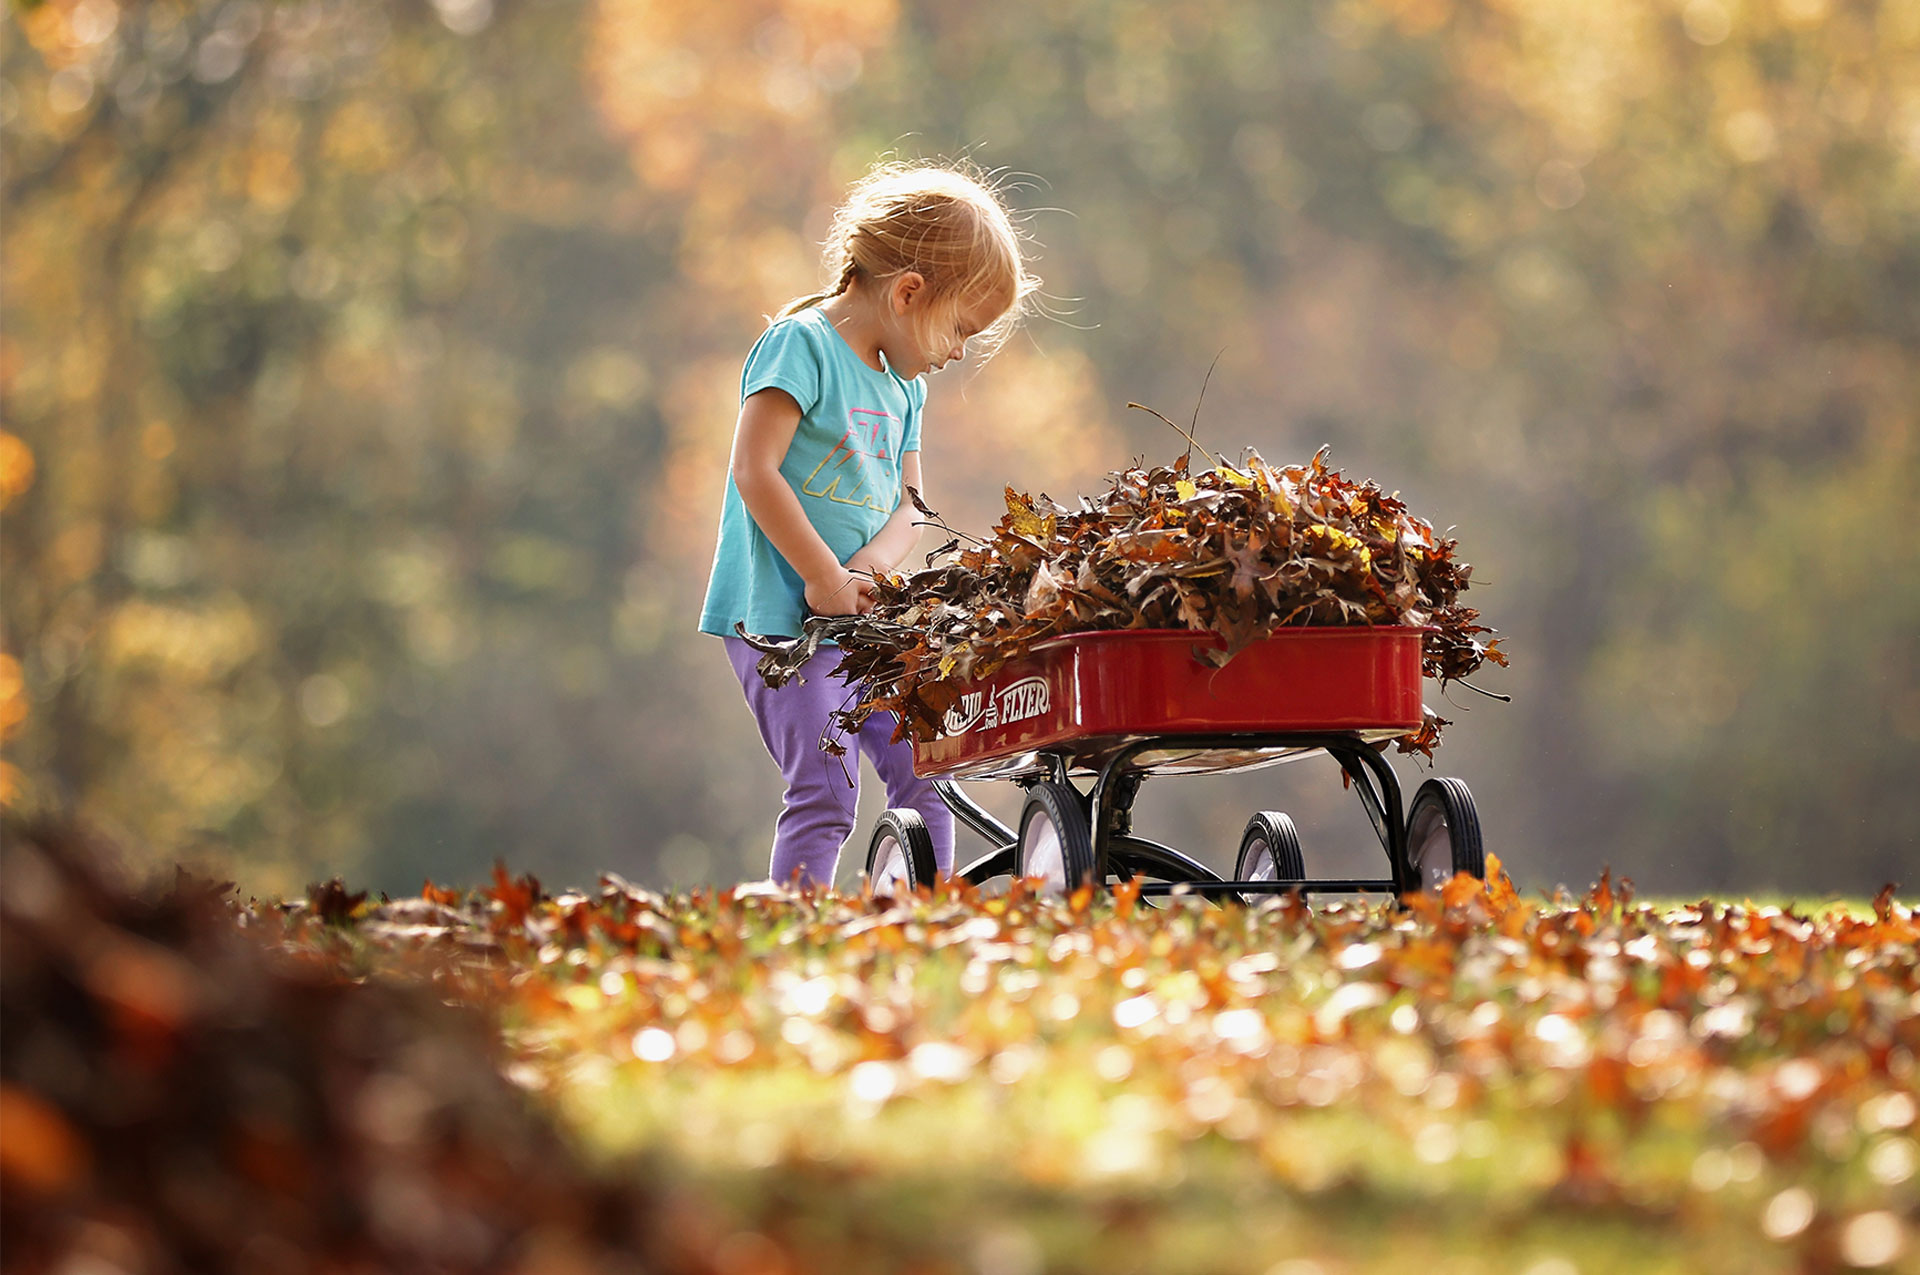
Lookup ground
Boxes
[279,866,1919,1274]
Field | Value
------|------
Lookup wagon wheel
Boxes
[1017,781,1095,893]
[1235,811,1305,885]
[866,809,938,895]
[1406,777,1485,892]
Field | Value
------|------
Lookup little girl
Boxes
[699,161,1036,889]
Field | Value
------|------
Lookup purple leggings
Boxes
[724,637,955,888]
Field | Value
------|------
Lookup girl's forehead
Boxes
[955,280,1016,326]
[958,298,999,331]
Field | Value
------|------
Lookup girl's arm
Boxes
[845,451,925,580]
[730,388,870,617]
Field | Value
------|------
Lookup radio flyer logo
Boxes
[942,676,1052,736]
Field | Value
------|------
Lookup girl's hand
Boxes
[805,567,872,617]
[843,550,894,583]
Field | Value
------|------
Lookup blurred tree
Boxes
[3,0,703,892]
[4,0,1915,894]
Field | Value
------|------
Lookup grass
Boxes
[286,870,1920,1274]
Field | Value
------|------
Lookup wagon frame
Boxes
[864,627,1487,900]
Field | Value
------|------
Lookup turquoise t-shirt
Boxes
[699,305,926,639]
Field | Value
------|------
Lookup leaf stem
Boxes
[1127,402,1222,469]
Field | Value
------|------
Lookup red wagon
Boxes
[864,628,1487,900]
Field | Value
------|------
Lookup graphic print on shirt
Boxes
[802,407,897,511]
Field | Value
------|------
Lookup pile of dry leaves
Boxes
[748,443,1505,756]
[0,821,726,1275]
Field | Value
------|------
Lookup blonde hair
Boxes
[778,160,1037,361]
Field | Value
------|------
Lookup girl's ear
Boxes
[890,271,926,313]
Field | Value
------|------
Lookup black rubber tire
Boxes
[1405,777,1485,892]
[1235,810,1306,882]
[865,809,938,894]
[1017,781,1095,892]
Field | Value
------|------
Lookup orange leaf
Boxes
[487,861,542,926]
[0,1086,89,1197]
[1441,872,1484,912]
[421,879,462,907]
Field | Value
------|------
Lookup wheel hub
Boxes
[1023,812,1066,891]
[1408,805,1452,892]
[872,836,910,894]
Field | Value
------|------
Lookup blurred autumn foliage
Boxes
[2,0,1916,894]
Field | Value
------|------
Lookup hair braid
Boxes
[829,254,859,298]
[774,247,860,319]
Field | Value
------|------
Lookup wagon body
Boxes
[911,627,1426,781]
[866,626,1490,902]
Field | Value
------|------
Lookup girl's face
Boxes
[882,275,1012,378]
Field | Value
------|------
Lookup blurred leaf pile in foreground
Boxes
[0,823,727,1275]
[5,822,1915,1274]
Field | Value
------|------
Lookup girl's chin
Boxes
[883,346,937,377]
[880,349,926,377]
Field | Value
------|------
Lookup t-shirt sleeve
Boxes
[901,375,927,453]
[739,318,822,414]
